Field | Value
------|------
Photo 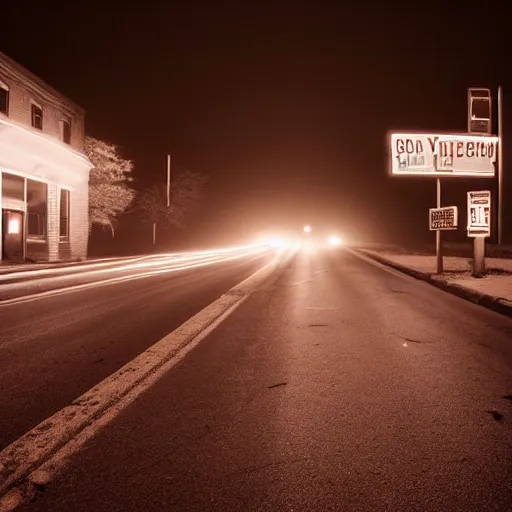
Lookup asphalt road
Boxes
[0,249,271,450]
[19,248,512,511]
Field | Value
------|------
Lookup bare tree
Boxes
[138,168,208,230]
[85,136,135,237]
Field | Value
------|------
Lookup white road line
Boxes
[348,248,419,283]
[0,248,294,510]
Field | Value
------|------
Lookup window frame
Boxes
[26,178,48,241]
[30,100,44,130]
[0,79,9,116]
[1,171,25,202]
[60,118,71,144]
[59,187,70,241]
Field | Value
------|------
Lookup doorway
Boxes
[2,209,24,261]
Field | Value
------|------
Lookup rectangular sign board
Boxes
[429,206,458,231]
[468,88,492,135]
[467,190,491,237]
[389,133,498,177]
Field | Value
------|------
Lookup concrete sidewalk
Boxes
[357,248,512,318]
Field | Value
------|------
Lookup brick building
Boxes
[0,52,92,262]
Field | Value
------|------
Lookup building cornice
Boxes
[0,52,85,116]
[0,114,92,169]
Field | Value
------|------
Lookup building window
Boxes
[61,119,71,144]
[60,188,70,238]
[0,81,8,115]
[27,179,47,238]
[1,172,24,201]
[31,103,43,130]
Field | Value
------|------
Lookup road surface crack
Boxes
[267,382,287,389]
[486,410,504,422]
[397,335,430,344]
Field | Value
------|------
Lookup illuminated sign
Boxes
[7,218,20,234]
[467,190,491,237]
[429,206,458,231]
[389,133,498,177]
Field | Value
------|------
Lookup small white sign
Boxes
[389,133,498,177]
[429,206,458,231]
[467,190,491,237]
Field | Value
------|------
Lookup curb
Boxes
[356,249,512,319]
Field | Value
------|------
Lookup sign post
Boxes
[429,204,458,274]
[389,87,500,271]
[498,86,503,244]
[389,132,497,274]
[436,179,442,273]
[467,190,491,277]
[473,237,485,276]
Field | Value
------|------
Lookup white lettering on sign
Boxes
[390,133,498,177]
[429,206,458,231]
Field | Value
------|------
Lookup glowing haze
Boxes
[2,4,504,250]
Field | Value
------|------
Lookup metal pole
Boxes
[473,237,486,277]
[436,178,443,274]
[166,154,171,208]
[498,86,503,244]
[152,222,156,245]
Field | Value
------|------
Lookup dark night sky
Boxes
[1,1,509,247]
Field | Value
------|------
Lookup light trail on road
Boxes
[0,244,268,283]
[0,244,272,306]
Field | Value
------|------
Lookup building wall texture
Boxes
[0,51,91,262]
[70,184,89,260]
[0,53,85,152]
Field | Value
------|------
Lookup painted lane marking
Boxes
[0,248,295,510]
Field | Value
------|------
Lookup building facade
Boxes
[0,52,91,262]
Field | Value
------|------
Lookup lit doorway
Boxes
[2,209,24,260]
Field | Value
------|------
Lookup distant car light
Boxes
[269,237,288,248]
[327,235,342,246]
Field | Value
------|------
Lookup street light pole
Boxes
[167,154,171,207]
[498,86,503,244]
[436,178,443,274]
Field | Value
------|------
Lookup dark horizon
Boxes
[1,2,509,251]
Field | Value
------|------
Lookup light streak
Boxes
[0,244,272,306]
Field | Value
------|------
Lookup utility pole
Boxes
[498,86,504,244]
[436,178,443,274]
[167,154,171,207]
[154,154,171,247]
